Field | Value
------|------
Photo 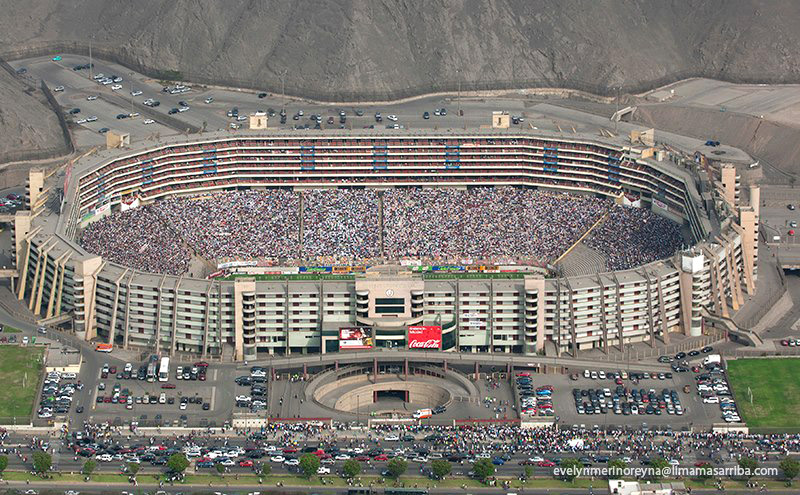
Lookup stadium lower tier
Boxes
[17,227,749,360]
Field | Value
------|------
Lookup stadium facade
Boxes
[12,130,759,360]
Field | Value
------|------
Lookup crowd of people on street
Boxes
[584,205,684,271]
[80,187,684,275]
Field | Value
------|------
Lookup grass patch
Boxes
[0,346,44,422]
[1,325,21,333]
[727,358,800,428]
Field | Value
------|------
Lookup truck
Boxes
[413,408,433,419]
[703,354,721,366]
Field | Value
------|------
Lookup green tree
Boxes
[607,458,627,479]
[523,465,534,480]
[695,462,713,485]
[298,453,320,479]
[472,458,495,482]
[32,451,52,474]
[260,462,272,477]
[127,461,140,477]
[166,453,189,474]
[343,459,361,479]
[0,455,7,476]
[431,459,452,480]
[557,458,581,483]
[648,458,670,481]
[738,456,758,480]
[780,457,800,485]
[386,458,408,479]
[82,459,97,476]
[215,462,225,476]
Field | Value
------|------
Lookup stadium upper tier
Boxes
[70,131,709,242]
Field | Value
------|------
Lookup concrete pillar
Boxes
[334,360,339,371]
[474,361,479,380]
[303,363,308,380]
[373,390,377,403]
[404,358,408,377]
[443,359,448,372]
[271,367,276,381]
[405,390,409,402]
[506,362,511,374]
[373,358,378,380]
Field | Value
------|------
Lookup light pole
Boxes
[279,69,288,110]
[456,69,462,117]
[614,86,620,133]
[88,35,94,81]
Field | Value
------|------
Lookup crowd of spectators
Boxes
[79,187,683,275]
[80,207,190,276]
[383,187,609,263]
[301,189,381,260]
[584,205,684,271]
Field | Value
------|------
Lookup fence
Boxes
[9,41,800,103]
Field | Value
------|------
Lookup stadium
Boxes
[12,129,759,361]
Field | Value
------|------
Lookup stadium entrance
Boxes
[376,390,408,402]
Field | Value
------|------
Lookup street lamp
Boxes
[279,69,288,110]
[456,68,462,117]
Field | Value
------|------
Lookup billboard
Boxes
[339,327,373,349]
[408,326,442,350]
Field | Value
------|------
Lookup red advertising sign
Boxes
[408,326,442,349]
[339,327,373,349]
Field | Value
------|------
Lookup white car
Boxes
[204,97,214,104]
[386,114,398,121]
[97,454,113,462]
[270,455,285,463]
[335,454,350,460]
[86,116,98,122]
[669,459,680,466]
[53,86,65,92]
[384,435,400,441]
[65,491,80,495]
[93,73,104,80]
[143,119,155,125]
[317,466,330,475]
[75,118,87,124]
[86,95,98,101]
[284,458,300,466]
[178,105,190,112]
[111,84,123,91]
[528,456,544,463]
[179,402,187,410]
[221,459,236,466]
[703,396,720,404]
[131,90,143,97]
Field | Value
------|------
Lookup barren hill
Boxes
[2,0,800,99]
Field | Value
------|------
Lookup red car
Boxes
[312,449,326,456]
[194,361,209,368]
[516,372,531,377]
[109,366,117,374]
[239,460,254,467]
[161,383,176,389]
[283,447,298,453]
[374,454,389,461]
[355,455,370,461]
[781,340,790,347]
[199,374,207,381]
[538,460,555,467]
[537,385,553,391]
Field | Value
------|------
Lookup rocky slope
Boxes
[2,0,800,99]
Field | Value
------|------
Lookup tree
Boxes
[738,456,758,480]
[260,462,272,477]
[127,462,140,477]
[607,458,627,479]
[343,459,361,479]
[523,465,534,480]
[82,459,97,477]
[431,459,452,480]
[32,451,52,474]
[386,458,408,479]
[299,453,320,479]
[0,455,7,477]
[166,453,189,474]
[472,458,495,482]
[695,462,713,485]
[557,458,581,483]
[648,458,670,481]
[215,462,226,476]
[780,457,800,485]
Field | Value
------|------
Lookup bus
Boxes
[94,343,113,353]
[146,355,159,382]
[384,489,428,495]
[158,357,170,382]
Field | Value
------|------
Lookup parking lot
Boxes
[89,358,232,427]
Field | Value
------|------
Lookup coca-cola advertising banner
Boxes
[408,326,442,350]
